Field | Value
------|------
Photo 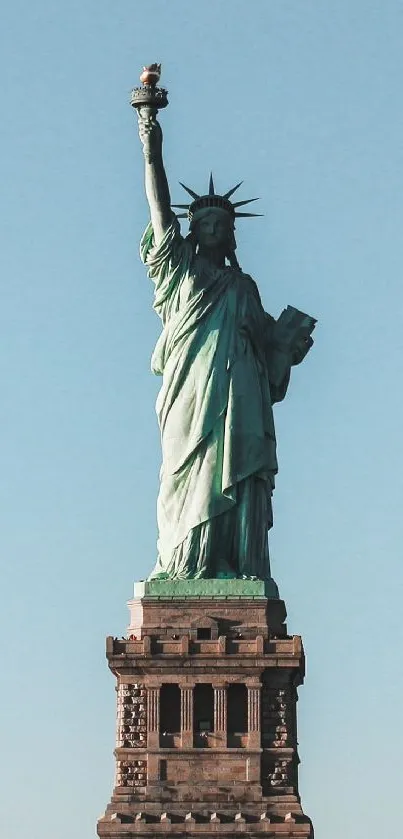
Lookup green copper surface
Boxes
[135,86,315,587]
[134,578,279,599]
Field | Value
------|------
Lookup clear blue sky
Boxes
[1,1,403,836]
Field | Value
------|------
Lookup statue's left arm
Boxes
[264,313,314,403]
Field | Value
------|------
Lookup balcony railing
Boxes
[107,634,301,659]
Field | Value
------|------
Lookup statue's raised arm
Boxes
[131,65,172,246]
[137,108,172,246]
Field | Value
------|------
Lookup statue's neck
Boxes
[197,244,226,268]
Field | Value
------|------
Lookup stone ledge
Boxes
[97,809,314,835]
[99,811,311,824]
[133,578,279,599]
[114,748,263,757]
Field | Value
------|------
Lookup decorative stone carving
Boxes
[213,686,227,733]
[116,759,147,787]
[180,687,193,732]
[247,686,261,732]
[146,686,159,733]
[267,758,290,787]
[116,683,147,748]
[261,684,293,747]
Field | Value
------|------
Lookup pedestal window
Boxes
[193,684,214,747]
[159,684,181,747]
[227,683,248,747]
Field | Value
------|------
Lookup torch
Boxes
[130,63,168,119]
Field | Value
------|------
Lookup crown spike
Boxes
[179,182,200,200]
[232,197,260,208]
[235,212,264,217]
[223,181,243,200]
[174,178,262,222]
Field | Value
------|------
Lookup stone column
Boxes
[213,686,227,747]
[147,687,160,748]
[247,685,261,748]
[180,686,193,748]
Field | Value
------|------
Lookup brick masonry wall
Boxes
[261,683,293,748]
[115,682,147,788]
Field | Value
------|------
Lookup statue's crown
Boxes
[172,175,262,221]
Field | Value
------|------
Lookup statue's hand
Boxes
[292,335,314,366]
[138,108,163,162]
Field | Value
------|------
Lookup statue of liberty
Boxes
[133,68,315,586]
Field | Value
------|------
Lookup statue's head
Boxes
[172,175,261,268]
[190,207,236,253]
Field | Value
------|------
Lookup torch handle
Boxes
[137,105,163,163]
[137,105,158,121]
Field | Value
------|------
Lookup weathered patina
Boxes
[134,68,315,584]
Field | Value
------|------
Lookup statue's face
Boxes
[192,208,232,249]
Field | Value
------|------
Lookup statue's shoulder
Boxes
[240,271,263,303]
[141,221,196,290]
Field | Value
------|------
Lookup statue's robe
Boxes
[141,218,291,580]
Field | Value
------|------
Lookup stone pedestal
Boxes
[97,580,314,838]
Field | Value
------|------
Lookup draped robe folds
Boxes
[140,217,291,581]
